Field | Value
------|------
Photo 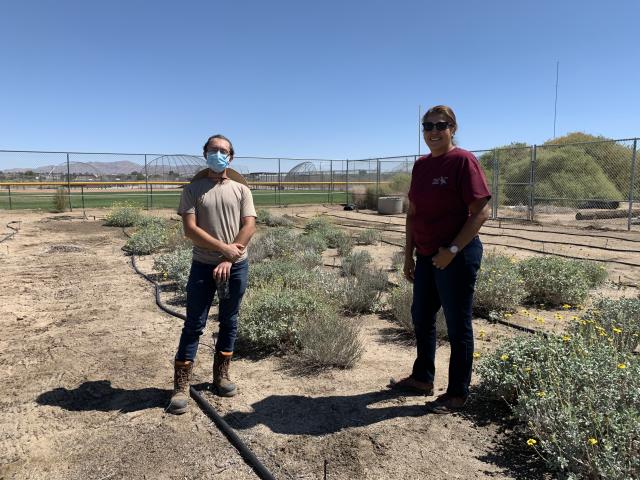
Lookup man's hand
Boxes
[222,243,245,261]
[432,247,455,270]
[213,261,233,282]
[403,256,415,283]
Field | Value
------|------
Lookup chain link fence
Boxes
[1,138,638,230]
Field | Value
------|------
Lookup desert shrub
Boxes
[153,245,192,296]
[294,313,364,370]
[388,278,447,339]
[295,249,323,269]
[304,215,333,234]
[342,268,388,314]
[298,232,328,254]
[390,250,405,272]
[341,250,372,277]
[124,218,170,255]
[356,228,381,245]
[473,253,525,315]
[333,231,354,256]
[577,260,608,288]
[238,287,337,353]
[51,187,67,213]
[257,208,294,227]
[518,256,594,306]
[248,227,298,263]
[104,202,141,227]
[477,333,639,479]
[249,259,320,290]
[569,296,640,353]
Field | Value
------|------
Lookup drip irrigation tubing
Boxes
[351,210,640,243]
[126,241,277,479]
[1,221,20,244]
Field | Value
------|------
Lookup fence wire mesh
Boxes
[1,139,639,230]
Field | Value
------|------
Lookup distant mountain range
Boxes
[4,159,206,176]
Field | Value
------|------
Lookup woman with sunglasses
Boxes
[389,105,491,413]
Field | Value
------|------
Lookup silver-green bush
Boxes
[342,268,388,314]
[518,256,595,306]
[104,202,141,227]
[256,208,294,227]
[473,253,525,315]
[341,250,372,277]
[153,245,192,296]
[124,217,170,255]
[248,227,298,263]
[356,228,381,245]
[294,314,364,370]
[477,333,639,479]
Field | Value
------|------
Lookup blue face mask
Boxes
[206,151,230,173]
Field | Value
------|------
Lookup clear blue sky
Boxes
[1,0,639,169]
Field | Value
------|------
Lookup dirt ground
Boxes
[2,206,637,479]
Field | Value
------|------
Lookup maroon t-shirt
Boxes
[408,147,491,256]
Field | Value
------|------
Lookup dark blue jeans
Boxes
[410,237,483,398]
[175,259,249,361]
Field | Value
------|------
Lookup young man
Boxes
[168,134,256,415]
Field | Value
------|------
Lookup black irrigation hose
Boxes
[126,242,277,479]
[190,387,277,480]
[1,221,20,244]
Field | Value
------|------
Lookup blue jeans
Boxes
[175,259,249,361]
[410,237,483,398]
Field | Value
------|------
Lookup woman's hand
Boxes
[213,261,233,282]
[432,247,455,270]
[403,256,416,283]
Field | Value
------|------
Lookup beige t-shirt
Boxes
[178,178,257,265]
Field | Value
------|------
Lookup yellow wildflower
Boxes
[527,438,537,446]
[478,330,486,339]
[524,367,532,372]
[613,327,622,334]
[473,352,481,359]
[571,315,580,321]
[588,438,598,446]
[562,335,571,342]
[537,391,546,397]
[500,354,509,361]
[562,304,571,310]
[504,313,512,318]
[618,363,626,369]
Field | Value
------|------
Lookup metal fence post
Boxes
[492,149,499,219]
[376,159,381,203]
[329,160,334,204]
[346,159,350,205]
[628,139,638,231]
[8,185,12,210]
[81,185,85,213]
[150,183,153,209]
[529,146,536,221]
[277,159,281,206]
[66,153,73,211]
[144,154,149,210]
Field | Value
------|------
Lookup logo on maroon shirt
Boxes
[432,176,448,185]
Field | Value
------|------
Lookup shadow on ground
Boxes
[36,380,170,413]
[223,389,425,435]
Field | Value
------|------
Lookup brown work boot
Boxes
[212,351,237,397]
[388,376,434,396]
[167,359,193,415]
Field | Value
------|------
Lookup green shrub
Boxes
[473,253,525,315]
[104,202,141,227]
[248,227,298,263]
[153,245,192,296]
[51,187,67,213]
[249,259,320,290]
[341,251,372,277]
[298,232,328,254]
[304,215,333,234]
[124,218,170,255]
[257,208,294,227]
[356,228,381,245]
[294,314,364,370]
[333,231,354,256]
[578,260,608,288]
[296,249,323,269]
[388,279,414,336]
[477,333,639,479]
[238,287,337,353]
[518,256,593,306]
[570,297,640,353]
[342,268,388,314]
[390,250,405,272]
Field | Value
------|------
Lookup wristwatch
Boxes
[448,244,459,255]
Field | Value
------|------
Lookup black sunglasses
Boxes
[422,121,451,132]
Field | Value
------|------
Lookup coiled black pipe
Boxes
[1,221,20,244]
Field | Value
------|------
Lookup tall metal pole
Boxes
[346,159,350,205]
[553,61,559,139]
[628,139,638,231]
[529,146,537,221]
[492,150,499,219]
[329,160,333,205]
[144,154,149,210]
[8,185,12,210]
[66,153,72,211]
[277,159,281,207]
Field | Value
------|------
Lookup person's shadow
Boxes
[36,380,169,413]
[222,390,426,435]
